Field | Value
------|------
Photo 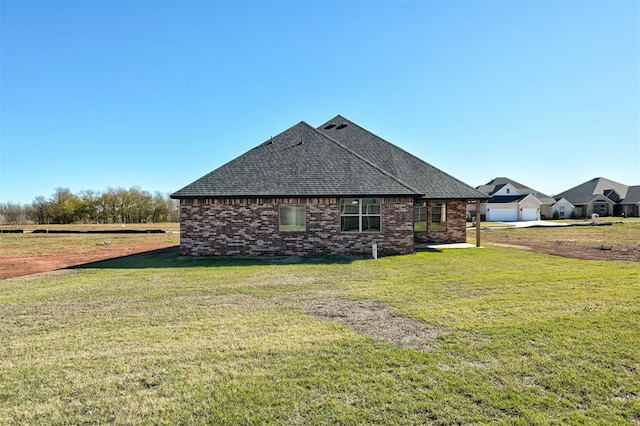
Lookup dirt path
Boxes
[491,242,639,261]
[0,236,178,280]
[479,225,640,262]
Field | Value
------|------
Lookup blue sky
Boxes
[1,0,638,204]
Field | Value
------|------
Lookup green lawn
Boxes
[1,247,638,424]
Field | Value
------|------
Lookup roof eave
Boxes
[170,192,422,199]
[172,190,486,202]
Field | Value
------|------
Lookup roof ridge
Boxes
[308,122,424,195]
[320,115,487,198]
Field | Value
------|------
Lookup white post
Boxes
[476,199,481,247]
[372,241,378,259]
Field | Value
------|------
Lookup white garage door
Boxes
[488,209,518,222]
[521,208,538,221]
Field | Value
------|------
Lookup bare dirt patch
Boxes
[487,241,640,261]
[302,298,440,351]
[479,221,640,261]
[0,232,179,280]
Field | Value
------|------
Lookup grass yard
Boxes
[1,245,639,424]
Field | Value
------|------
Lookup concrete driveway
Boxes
[507,220,570,228]
[468,220,572,231]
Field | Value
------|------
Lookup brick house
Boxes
[554,177,639,218]
[171,115,487,257]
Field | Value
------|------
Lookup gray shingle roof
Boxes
[620,185,640,204]
[483,195,528,204]
[478,177,556,204]
[171,121,420,198]
[555,177,629,205]
[172,116,488,200]
[476,183,507,196]
[318,115,487,199]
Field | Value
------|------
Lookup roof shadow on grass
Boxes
[73,246,362,271]
[415,247,444,254]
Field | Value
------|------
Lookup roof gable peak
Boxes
[491,183,524,196]
[317,115,488,200]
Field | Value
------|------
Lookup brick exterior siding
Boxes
[414,200,468,244]
[179,197,468,257]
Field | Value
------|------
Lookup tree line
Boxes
[0,187,179,225]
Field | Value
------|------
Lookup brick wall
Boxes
[179,197,415,257]
[414,199,467,244]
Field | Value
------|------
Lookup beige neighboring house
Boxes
[551,198,576,219]
[554,177,636,218]
[470,178,556,221]
[619,186,640,217]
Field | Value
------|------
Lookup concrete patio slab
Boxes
[416,243,482,250]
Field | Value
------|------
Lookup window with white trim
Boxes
[430,201,446,231]
[279,204,306,232]
[340,198,381,233]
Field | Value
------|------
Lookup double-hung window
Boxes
[414,201,427,231]
[279,204,306,232]
[431,201,446,231]
[340,198,381,233]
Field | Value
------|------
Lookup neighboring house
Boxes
[470,177,556,221]
[619,186,640,217]
[171,115,488,257]
[551,198,576,219]
[554,177,633,218]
